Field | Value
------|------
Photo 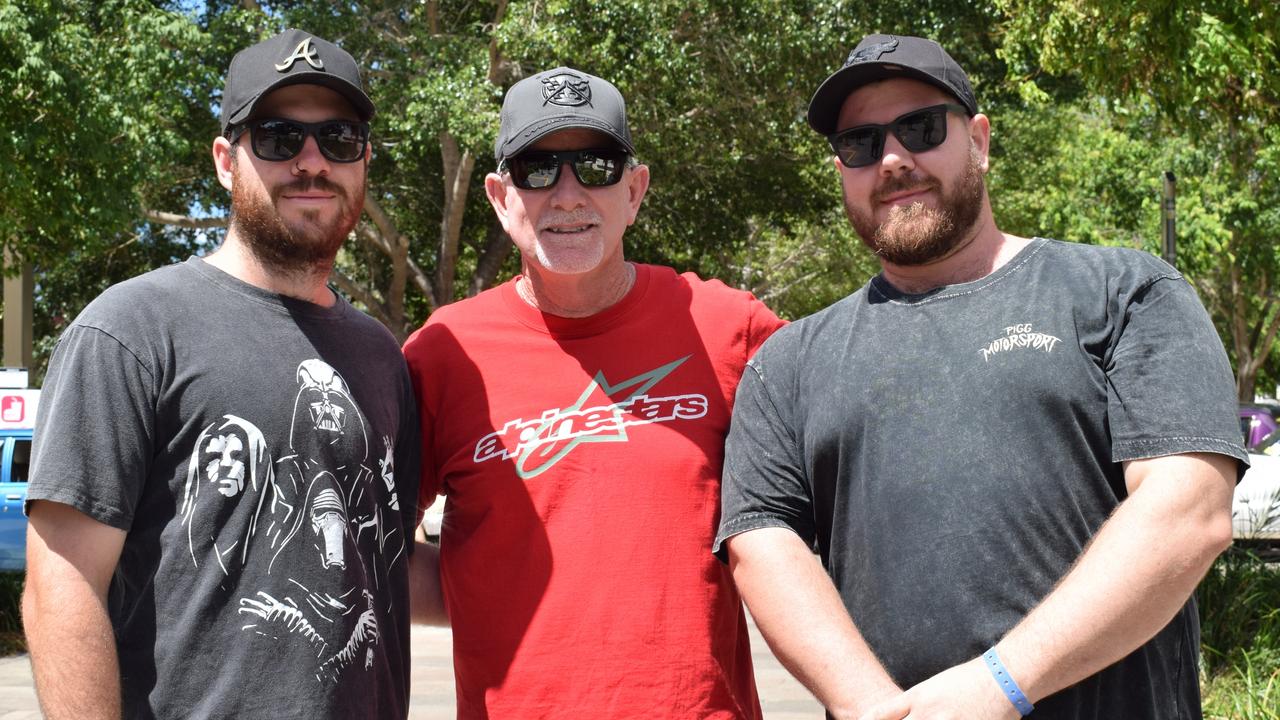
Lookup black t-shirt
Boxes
[716,239,1246,718]
[28,258,420,719]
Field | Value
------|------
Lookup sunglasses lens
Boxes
[895,108,948,152]
[316,121,368,162]
[572,151,626,186]
[252,120,306,161]
[832,128,882,168]
[512,154,562,189]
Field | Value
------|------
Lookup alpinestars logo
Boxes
[980,323,1062,362]
[473,356,707,479]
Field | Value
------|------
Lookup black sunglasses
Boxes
[828,103,969,168]
[228,118,370,163]
[500,148,632,190]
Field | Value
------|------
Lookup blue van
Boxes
[0,388,38,572]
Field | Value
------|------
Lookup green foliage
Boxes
[0,573,21,656]
[1198,548,1280,718]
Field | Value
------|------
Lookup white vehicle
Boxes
[1233,451,1280,541]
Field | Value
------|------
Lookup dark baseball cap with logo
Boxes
[807,34,978,136]
[220,28,375,134]
[494,67,635,161]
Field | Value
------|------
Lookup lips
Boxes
[544,223,596,234]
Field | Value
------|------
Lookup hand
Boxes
[857,658,1022,720]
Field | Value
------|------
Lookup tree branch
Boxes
[144,210,227,230]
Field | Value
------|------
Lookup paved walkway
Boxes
[0,618,822,718]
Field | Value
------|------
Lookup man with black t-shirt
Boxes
[716,34,1245,719]
[23,30,438,719]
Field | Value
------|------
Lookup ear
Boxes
[213,136,235,192]
[623,164,650,227]
[968,113,992,174]
[484,172,514,231]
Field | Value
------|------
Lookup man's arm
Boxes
[23,500,127,720]
[728,527,902,720]
[408,537,448,625]
[861,452,1236,719]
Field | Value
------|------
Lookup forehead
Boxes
[836,77,955,129]
[251,84,359,122]
[528,128,618,152]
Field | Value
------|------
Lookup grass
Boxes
[1198,545,1280,719]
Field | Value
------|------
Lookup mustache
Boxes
[271,176,349,202]
[874,173,941,203]
[537,210,602,230]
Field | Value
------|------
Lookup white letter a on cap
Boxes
[275,38,324,72]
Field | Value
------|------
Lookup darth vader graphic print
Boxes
[179,358,405,686]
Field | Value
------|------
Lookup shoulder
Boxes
[402,283,510,364]
[1034,238,1182,289]
[749,288,866,374]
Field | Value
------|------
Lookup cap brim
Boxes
[807,63,972,136]
[498,115,635,159]
[224,72,375,129]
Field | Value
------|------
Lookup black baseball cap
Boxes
[220,29,375,134]
[494,67,635,161]
[807,34,978,136]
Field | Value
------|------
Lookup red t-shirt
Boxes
[403,264,784,719]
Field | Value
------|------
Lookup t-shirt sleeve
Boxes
[394,367,424,541]
[1106,274,1247,467]
[713,355,814,561]
[26,325,157,530]
[402,326,442,526]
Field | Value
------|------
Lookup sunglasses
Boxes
[828,103,969,168]
[500,148,632,190]
[228,118,370,163]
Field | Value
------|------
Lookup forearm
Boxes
[23,519,123,719]
[998,453,1235,703]
[728,527,900,719]
[409,539,448,625]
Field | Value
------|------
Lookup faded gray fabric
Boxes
[716,238,1246,719]
[28,258,420,720]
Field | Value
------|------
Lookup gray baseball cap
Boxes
[807,34,978,136]
[220,28,375,134]
[494,67,635,161]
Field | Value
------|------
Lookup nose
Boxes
[548,161,588,210]
[292,134,331,176]
[878,132,916,178]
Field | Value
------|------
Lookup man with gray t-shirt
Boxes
[22,30,441,719]
[715,34,1245,719]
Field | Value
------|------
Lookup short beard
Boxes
[228,157,365,280]
[844,144,986,266]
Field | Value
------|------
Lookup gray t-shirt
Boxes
[28,258,421,719]
[715,239,1245,718]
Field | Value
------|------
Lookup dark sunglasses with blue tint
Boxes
[499,148,633,190]
[827,103,969,168]
[227,118,370,163]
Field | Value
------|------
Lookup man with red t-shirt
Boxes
[402,67,783,718]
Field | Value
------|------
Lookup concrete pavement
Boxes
[0,617,822,718]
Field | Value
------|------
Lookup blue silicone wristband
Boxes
[982,647,1034,716]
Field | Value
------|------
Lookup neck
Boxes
[878,211,1030,295]
[205,232,336,306]
[517,259,635,318]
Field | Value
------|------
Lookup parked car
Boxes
[1240,404,1280,451]
[1234,451,1280,542]
[0,386,37,572]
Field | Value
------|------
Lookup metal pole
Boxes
[1162,171,1177,269]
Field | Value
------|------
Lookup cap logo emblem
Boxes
[275,38,324,72]
[541,74,592,107]
[846,36,899,66]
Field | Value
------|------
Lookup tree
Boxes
[996,0,1280,398]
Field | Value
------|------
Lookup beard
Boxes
[843,144,986,266]
[229,160,365,278]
